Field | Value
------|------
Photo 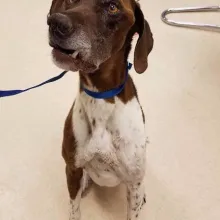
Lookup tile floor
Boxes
[0,0,220,220]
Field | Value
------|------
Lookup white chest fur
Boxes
[72,92,147,186]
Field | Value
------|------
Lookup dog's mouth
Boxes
[51,44,80,59]
[49,43,95,73]
[49,42,97,73]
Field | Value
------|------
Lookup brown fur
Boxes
[62,104,83,200]
[48,0,153,213]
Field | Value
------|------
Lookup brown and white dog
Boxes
[47,0,154,220]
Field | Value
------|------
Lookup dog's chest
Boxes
[73,93,146,186]
[81,93,115,127]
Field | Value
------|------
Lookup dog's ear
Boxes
[49,0,65,15]
[133,4,154,74]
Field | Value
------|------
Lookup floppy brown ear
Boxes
[134,5,154,74]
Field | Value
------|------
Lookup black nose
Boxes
[47,13,73,38]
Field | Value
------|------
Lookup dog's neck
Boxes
[79,45,136,103]
[80,50,127,89]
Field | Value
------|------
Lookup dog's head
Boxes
[47,0,153,73]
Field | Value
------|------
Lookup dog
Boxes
[47,0,154,219]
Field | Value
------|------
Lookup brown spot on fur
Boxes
[62,103,83,200]
[143,196,146,204]
[66,166,83,200]
[62,104,76,167]
[88,126,92,135]
[133,83,145,123]
[92,118,96,127]
[98,158,104,163]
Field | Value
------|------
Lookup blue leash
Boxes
[0,71,67,98]
[0,62,132,99]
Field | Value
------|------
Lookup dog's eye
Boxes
[108,3,119,14]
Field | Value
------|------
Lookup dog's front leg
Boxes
[127,181,146,220]
[66,166,87,220]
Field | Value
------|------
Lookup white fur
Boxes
[74,93,146,184]
[69,89,147,220]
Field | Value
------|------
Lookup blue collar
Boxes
[0,62,132,99]
[81,62,132,99]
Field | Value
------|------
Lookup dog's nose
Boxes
[47,13,73,38]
